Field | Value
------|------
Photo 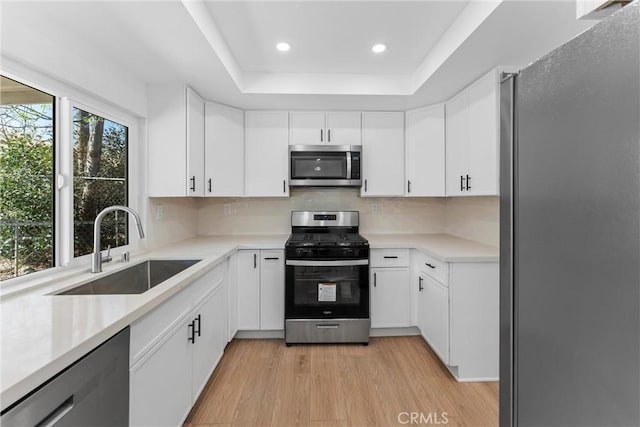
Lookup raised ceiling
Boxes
[0,0,596,112]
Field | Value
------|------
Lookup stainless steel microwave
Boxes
[289,145,362,187]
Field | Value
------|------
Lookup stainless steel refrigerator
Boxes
[500,2,639,426]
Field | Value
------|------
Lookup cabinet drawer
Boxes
[370,249,410,267]
[419,252,448,286]
[191,261,226,304]
[130,286,191,367]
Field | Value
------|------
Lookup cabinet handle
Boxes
[373,272,377,287]
[37,396,74,427]
[320,128,323,142]
[419,276,424,292]
[407,180,411,193]
[466,174,471,191]
[460,175,464,191]
[383,256,398,259]
[188,320,195,343]
[195,314,201,337]
[364,179,368,192]
[328,129,331,142]
[283,179,286,193]
[208,178,212,193]
[425,262,436,269]
[264,257,280,260]
[253,253,257,268]
[190,176,196,192]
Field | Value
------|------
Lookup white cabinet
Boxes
[245,111,289,197]
[130,319,192,427]
[289,111,361,145]
[405,104,445,196]
[130,263,228,426]
[148,85,205,197]
[370,249,411,328]
[204,101,244,196]
[413,249,499,381]
[236,250,261,330]
[445,68,499,196]
[421,274,450,364]
[236,249,285,331]
[260,250,285,330]
[191,282,227,400]
[361,112,405,197]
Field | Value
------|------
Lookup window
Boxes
[72,108,128,257]
[0,77,55,280]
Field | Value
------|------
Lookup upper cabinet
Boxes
[405,104,445,197]
[361,112,405,197]
[290,111,361,145]
[204,102,244,197]
[245,111,290,197]
[445,68,500,196]
[148,86,205,197]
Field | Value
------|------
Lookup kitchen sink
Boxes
[56,259,201,295]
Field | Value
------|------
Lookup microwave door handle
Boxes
[346,152,352,180]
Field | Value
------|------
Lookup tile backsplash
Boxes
[197,188,446,235]
[445,196,499,247]
[148,191,500,248]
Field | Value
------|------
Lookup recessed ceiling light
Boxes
[372,43,387,54]
[276,42,291,52]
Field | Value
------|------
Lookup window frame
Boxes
[61,98,139,268]
[0,70,142,287]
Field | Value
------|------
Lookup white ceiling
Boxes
[0,0,596,112]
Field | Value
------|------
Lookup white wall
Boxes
[197,189,446,235]
[445,196,499,247]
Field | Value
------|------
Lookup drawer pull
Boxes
[383,256,399,259]
[425,263,436,269]
[418,276,424,292]
[264,257,280,260]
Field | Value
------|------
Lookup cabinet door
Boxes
[147,85,189,197]
[423,275,450,364]
[260,250,285,330]
[361,112,405,197]
[204,102,244,196]
[191,283,227,401]
[186,87,205,197]
[445,89,470,196]
[326,112,361,145]
[405,105,445,196]
[236,250,261,330]
[468,71,499,196]
[245,111,290,197]
[130,322,192,427]
[290,111,325,145]
[370,268,411,328]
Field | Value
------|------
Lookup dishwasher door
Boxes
[1,327,129,426]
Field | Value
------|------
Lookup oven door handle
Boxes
[285,259,369,267]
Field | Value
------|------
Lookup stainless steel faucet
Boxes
[92,205,145,273]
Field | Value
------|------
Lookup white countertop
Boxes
[0,233,495,410]
[365,233,499,262]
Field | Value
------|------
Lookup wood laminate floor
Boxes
[184,336,498,427]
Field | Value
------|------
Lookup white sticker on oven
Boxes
[318,282,337,302]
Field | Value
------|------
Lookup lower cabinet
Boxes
[370,249,411,328]
[413,249,499,381]
[129,262,228,427]
[418,273,450,364]
[236,249,285,331]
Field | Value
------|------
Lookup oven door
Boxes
[285,259,369,319]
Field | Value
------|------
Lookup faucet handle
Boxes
[102,245,113,264]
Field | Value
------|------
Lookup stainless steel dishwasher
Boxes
[1,327,129,426]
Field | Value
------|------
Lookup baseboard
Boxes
[235,330,285,339]
[370,326,421,337]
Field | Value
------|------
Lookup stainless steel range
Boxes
[285,211,370,345]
